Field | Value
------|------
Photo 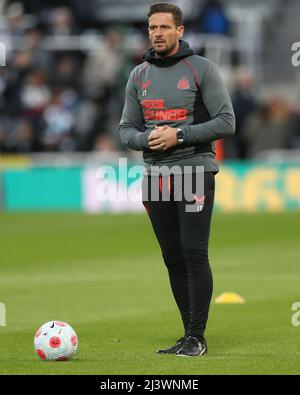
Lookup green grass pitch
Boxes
[0,212,299,374]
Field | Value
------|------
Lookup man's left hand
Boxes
[148,125,178,151]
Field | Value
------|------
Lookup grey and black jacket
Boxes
[119,40,235,172]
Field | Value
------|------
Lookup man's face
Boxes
[148,13,184,57]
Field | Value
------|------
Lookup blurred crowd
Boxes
[0,0,299,158]
[226,69,300,159]
[0,1,131,153]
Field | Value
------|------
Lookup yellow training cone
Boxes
[215,292,245,304]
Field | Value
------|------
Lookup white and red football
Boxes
[34,321,78,361]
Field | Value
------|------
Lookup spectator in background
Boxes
[48,7,78,36]
[82,29,124,148]
[226,68,257,158]
[242,96,295,158]
[6,2,28,37]
[20,67,51,149]
[4,50,34,116]
[20,68,50,119]
[23,26,50,71]
[40,86,76,151]
[14,118,35,152]
[50,53,80,90]
[0,117,36,152]
[199,0,230,35]
[73,98,100,151]
[82,30,123,100]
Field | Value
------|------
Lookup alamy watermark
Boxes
[0,42,6,66]
[0,303,6,326]
[291,42,300,67]
[95,158,205,213]
[291,302,300,327]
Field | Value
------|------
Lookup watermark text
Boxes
[291,302,300,327]
[291,42,300,67]
[0,303,6,326]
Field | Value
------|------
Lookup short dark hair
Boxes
[148,2,183,27]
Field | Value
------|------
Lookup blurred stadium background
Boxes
[0,0,300,375]
[0,0,300,211]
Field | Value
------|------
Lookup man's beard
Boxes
[154,41,177,57]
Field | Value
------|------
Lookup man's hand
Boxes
[148,125,178,151]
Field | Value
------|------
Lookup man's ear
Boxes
[177,25,184,39]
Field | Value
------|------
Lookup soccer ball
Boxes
[34,321,78,361]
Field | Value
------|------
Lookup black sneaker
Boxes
[176,335,207,357]
[156,337,186,354]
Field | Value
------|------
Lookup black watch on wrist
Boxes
[176,128,185,144]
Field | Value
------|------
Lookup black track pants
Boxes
[142,172,215,338]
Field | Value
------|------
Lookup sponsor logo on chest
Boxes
[141,99,188,121]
